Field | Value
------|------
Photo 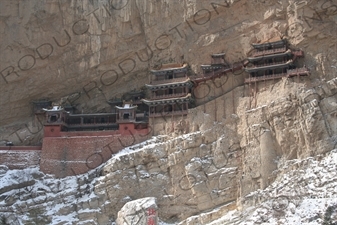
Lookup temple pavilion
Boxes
[115,102,137,123]
[142,63,193,117]
[42,102,147,133]
[245,38,310,83]
[200,53,229,76]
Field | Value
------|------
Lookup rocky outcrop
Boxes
[116,197,158,225]
[94,129,241,222]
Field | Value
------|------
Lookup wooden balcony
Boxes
[287,67,310,77]
[151,93,187,100]
[252,47,287,57]
[254,60,288,68]
[151,77,188,85]
[244,73,287,83]
[244,67,310,83]
[292,50,304,57]
[136,116,148,122]
[64,122,118,128]
[246,60,293,73]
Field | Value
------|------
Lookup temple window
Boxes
[50,114,58,122]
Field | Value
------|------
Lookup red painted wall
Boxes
[40,127,150,178]
[2,123,150,177]
[44,124,62,137]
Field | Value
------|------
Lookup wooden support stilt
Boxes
[254,81,257,108]
[232,74,235,114]
[264,70,266,90]
[152,116,155,136]
[171,104,174,132]
[248,74,251,109]
[203,82,206,113]
[214,86,217,121]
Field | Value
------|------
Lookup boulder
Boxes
[116,197,158,225]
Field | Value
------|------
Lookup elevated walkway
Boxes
[287,67,310,77]
[244,66,310,83]
[245,60,293,73]
[245,73,287,83]
[252,46,287,57]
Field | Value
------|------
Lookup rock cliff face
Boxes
[94,76,337,222]
[2,0,337,145]
[0,0,337,224]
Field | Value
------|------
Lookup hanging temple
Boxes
[1,38,310,177]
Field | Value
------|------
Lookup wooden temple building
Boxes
[142,63,193,117]
[35,102,149,178]
[198,53,230,81]
[192,53,248,85]
[6,38,311,177]
[107,89,148,115]
[245,39,310,83]
[42,102,148,136]
[115,102,148,132]
[43,105,117,135]
[200,53,228,73]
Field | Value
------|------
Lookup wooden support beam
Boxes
[254,81,257,108]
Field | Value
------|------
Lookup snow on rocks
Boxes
[0,166,100,225]
[217,149,337,225]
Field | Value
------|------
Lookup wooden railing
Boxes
[136,117,148,122]
[292,50,304,57]
[252,47,287,57]
[253,60,289,68]
[66,123,117,128]
[244,66,310,83]
[150,77,188,85]
[287,67,310,77]
[151,93,187,100]
[245,73,287,83]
